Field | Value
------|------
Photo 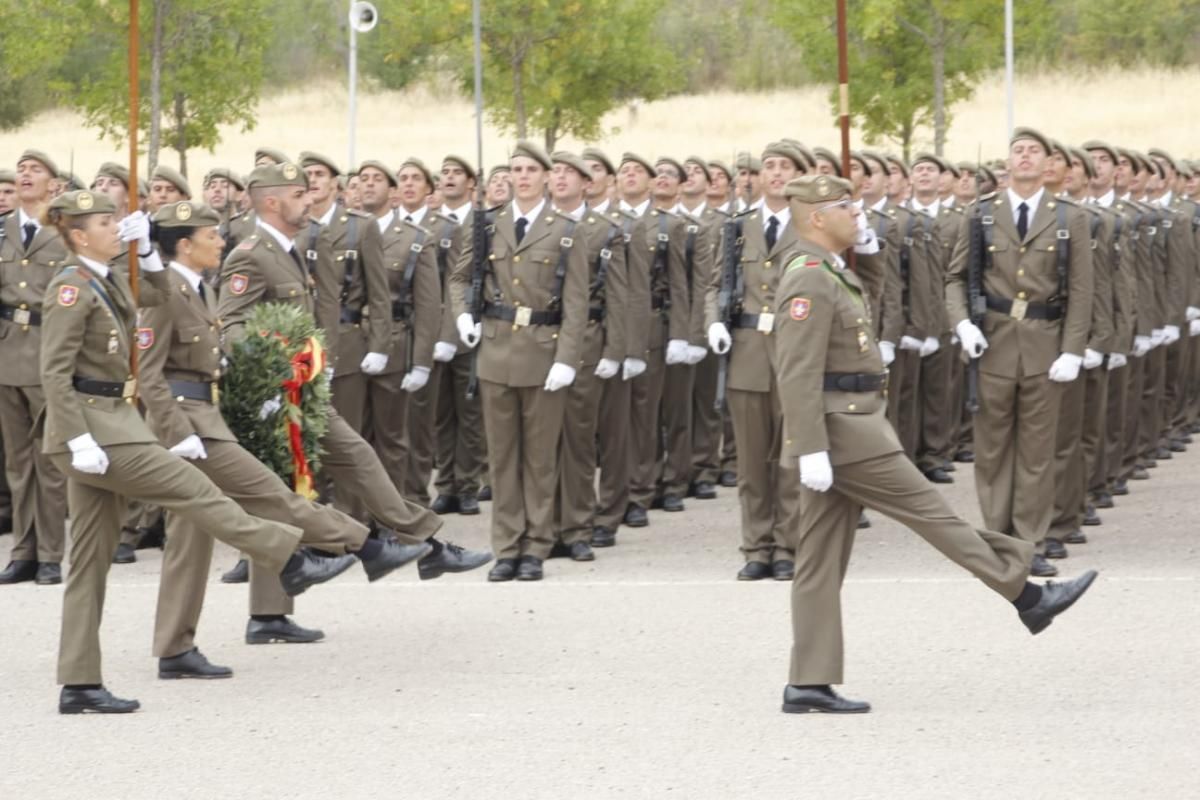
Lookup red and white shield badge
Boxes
[136,327,154,350]
[789,297,811,321]
[58,285,79,307]
[229,274,249,295]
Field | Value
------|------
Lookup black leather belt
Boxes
[985,293,1063,321]
[823,372,888,392]
[588,307,605,322]
[735,312,775,330]
[483,302,562,326]
[73,376,137,399]
[167,379,219,404]
[0,304,40,326]
[340,308,363,325]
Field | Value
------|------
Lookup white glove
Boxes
[1048,352,1083,383]
[1162,324,1181,345]
[1187,306,1200,322]
[665,339,689,365]
[685,345,706,365]
[433,341,457,362]
[899,335,924,351]
[879,341,896,367]
[169,434,207,460]
[950,334,960,346]
[1083,348,1104,370]
[1132,335,1152,358]
[68,433,109,475]
[798,451,833,493]
[1107,353,1127,370]
[259,395,282,420]
[1191,320,1200,337]
[707,323,732,355]
[456,313,481,349]
[543,362,576,392]
[854,214,880,254]
[401,366,430,393]
[360,352,388,375]
[919,336,940,358]
[118,210,151,252]
[622,357,647,381]
[1151,328,1167,348]
[594,358,620,379]
[955,320,988,359]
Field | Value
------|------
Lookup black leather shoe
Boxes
[0,559,37,584]
[418,540,492,580]
[772,560,795,581]
[624,504,648,528]
[112,543,136,564]
[781,685,871,714]
[692,481,717,500]
[1182,435,1194,444]
[1082,504,1101,526]
[245,616,325,644]
[662,494,685,513]
[954,450,975,463]
[1064,529,1087,545]
[1143,459,1157,469]
[1130,466,1149,480]
[0,514,12,534]
[719,470,737,488]
[362,539,433,582]
[220,558,249,583]
[134,519,166,550]
[737,561,772,581]
[1168,439,1187,453]
[649,495,665,510]
[1094,491,1114,509]
[279,550,358,597]
[478,485,492,502]
[516,555,544,581]
[59,686,139,714]
[1030,554,1058,578]
[1155,446,1172,460]
[857,512,871,529]
[1044,538,1068,559]
[1020,569,1098,634]
[35,563,62,585]
[547,540,571,559]
[158,647,233,680]
[591,527,616,548]
[1112,479,1130,495]
[458,493,481,515]
[569,541,595,562]
[943,461,957,472]
[487,558,518,582]
[924,467,953,484]
[431,494,460,515]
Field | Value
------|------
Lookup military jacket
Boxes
[0,214,69,386]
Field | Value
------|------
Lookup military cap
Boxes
[94,162,130,189]
[621,152,657,176]
[784,174,852,203]
[582,147,616,175]
[550,151,591,179]
[337,175,348,190]
[299,151,341,177]
[64,173,86,191]
[862,151,891,177]
[1010,127,1053,155]
[1148,148,1178,173]
[511,140,551,170]
[151,164,192,198]
[357,160,398,188]
[487,165,511,181]
[849,151,873,177]
[399,157,435,186]
[1128,149,1156,175]
[683,155,711,181]
[441,154,477,180]
[137,178,149,197]
[885,154,909,178]
[0,169,14,184]
[254,147,289,165]
[49,189,116,216]
[955,161,980,176]
[1048,139,1072,163]
[654,156,685,179]
[779,139,818,170]
[17,148,58,176]
[762,141,809,172]
[944,161,962,178]
[812,147,844,177]
[911,152,946,172]
[1179,160,1196,179]
[152,200,222,228]
[204,167,244,191]
[707,159,734,181]
[247,161,310,190]
[1115,148,1141,173]
[1067,148,1095,179]
[734,152,762,173]
[978,164,998,185]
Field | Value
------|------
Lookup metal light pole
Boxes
[1005,0,1014,137]
[347,1,379,169]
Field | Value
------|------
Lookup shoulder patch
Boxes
[57,285,79,307]
[236,237,257,251]
[136,327,154,350]
[789,297,811,321]
[229,274,249,295]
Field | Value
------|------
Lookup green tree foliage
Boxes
[1066,0,1200,67]
[0,1,85,130]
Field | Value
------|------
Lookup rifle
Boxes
[464,206,490,400]
[964,151,989,415]
[713,215,742,412]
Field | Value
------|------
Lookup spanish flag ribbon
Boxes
[281,336,327,499]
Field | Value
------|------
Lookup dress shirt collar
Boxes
[78,254,111,279]
[619,198,649,218]
[1006,186,1045,224]
[440,202,472,223]
[256,218,297,251]
[169,260,204,294]
[512,198,546,227]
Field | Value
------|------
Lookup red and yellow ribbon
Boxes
[280,336,326,499]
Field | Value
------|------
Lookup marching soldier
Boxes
[485,165,512,207]
[735,153,762,211]
[707,159,739,487]
[147,165,191,212]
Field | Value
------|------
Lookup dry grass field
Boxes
[3,66,1198,185]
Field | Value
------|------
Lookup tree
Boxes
[0,1,85,130]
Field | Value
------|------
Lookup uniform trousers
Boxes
[0,385,66,563]
[659,362,695,497]
[556,363,605,544]
[916,339,954,472]
[1049,372,1087,539]
[1083,365,1110,498]
[728,383,799,564]
[1120,354,1147,479]
[885,349,922,460]
[433,351,487,498]
[593,373,632,533]
[629,343,666,509]
[1103,361,1128,489]
[690,351,722,485]
[403,371,436,506]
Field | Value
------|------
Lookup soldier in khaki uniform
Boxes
[0,150,69,586]
[147,165,191,213]
[449,141,589,582]
[945,128,1095,578]
[0,169,15,216]
[40,190,351,714]
[773,173,1094,715]
[706,159,739,487]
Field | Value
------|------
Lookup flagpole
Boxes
[835,0,855,269]
[128,0,142,379]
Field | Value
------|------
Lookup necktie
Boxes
[22,222,36,250]
[765,215,779,251]
[1017,202,1029,240]
[197,281,207,305]
[448,212,458,222]
[289,247,307,276]
[515,217,528,244]
[405,215,414,223]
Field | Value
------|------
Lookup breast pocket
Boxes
[270,282,306,301]
[175,326,208,369]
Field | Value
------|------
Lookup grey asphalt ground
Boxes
[1,454,1198,800]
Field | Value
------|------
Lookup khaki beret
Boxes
[978,164,997,185]
[1010,127,1053,155]
[762,142,808,172]
[812,147,844,177]
[254,147,289,165]
[247,161,310,190]
[1115,148,1140,173]
[784,174,852,203]
[862,151,891,176]
[399,157,435,186]
[299,151,341,177]
[0,169,14,184]
[151,165,192,197]
[620,152,657,176]
[137,178,149,197]
[337,175,348,190]
[582,147,616,175]
[1179,160,1196,179]
[683,155,711,181]
[152,200,222,228]
[707,160,734,181]
[885,154,909,178]
[911,152,946,172]
[551,151,591,179]
[654,156,685,178]
[94,162,130,189]
[1048,139,1072,163]
[734,152,762,173]
[511,140,551,170]
[204,167,244,191]
[849,151,873,177]
[779,139,818,170]
[1069,148,1096,179]
[357,160,398,187]
[64,173,86,191]
[1081,140,1119,166]
[441,154,477,180]
[1148,148,1178,173]
[17,148,58,177]
[1128,149,1156,175]
[487,165,511,182]
[49,189,116,216]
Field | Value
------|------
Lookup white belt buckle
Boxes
[122,379,138,399]
[13,309,31,325]
[515,306,533,327]
[756,312,775,333]
[1009,298,1028,321]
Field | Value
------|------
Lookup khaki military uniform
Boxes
[1099,199,1138,492]
[774,240,1032,685]
[1159,194,1197,444]
[40,260,302,686]
[690,206,734,487]
[0,214,68,566]
[916,204,963,473]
